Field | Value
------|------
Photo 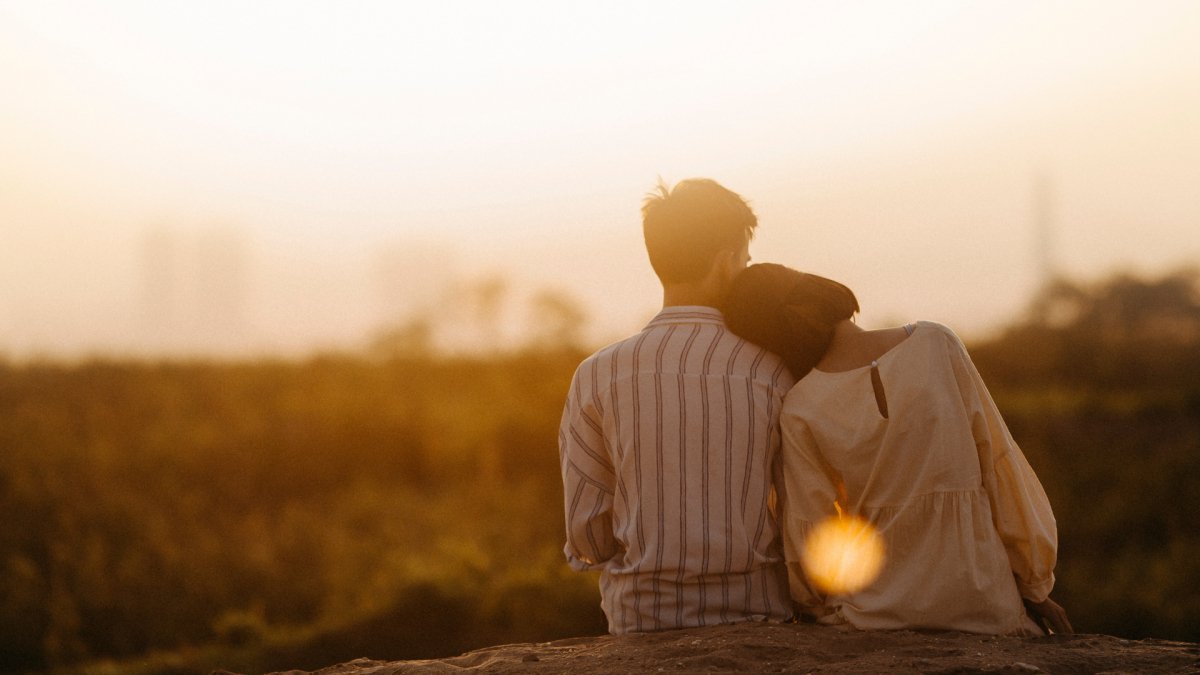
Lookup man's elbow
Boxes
[564,543,614,572]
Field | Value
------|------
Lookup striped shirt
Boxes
[559,306,797,634]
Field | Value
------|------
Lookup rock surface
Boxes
[267,622,1200,674]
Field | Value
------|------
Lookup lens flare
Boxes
[801,515,885,595]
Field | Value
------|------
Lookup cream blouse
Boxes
[779,321,1057,635]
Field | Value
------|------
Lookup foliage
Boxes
[0,349,604,674]
[971,267,1200,640]
[972,267,1200,388]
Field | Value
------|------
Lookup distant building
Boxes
[138,227,251,354]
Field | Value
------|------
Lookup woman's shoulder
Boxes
[911,320,954,335]
[913,320,965,344]
[907,321,977,367]
[858,321,960,358]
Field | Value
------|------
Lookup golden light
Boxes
[801,515,885,595]
[3,3,1200,358]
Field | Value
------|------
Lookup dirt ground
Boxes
[268,621,1200,674]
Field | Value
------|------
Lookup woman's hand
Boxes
[1026,596,1073,634]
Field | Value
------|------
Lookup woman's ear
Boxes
[718,249,743,287]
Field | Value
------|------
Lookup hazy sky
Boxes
[2,1,1198,357]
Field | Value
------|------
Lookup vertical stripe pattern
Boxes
[559,306,796,634]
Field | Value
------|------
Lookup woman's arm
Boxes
[1025,596,1074,634]
[944,327,1060,603]
[779,413,844,616]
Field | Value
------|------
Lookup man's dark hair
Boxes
[641,178,758,283]
[722,263,860,379]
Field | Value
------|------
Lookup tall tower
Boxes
[1032,173,1057,291]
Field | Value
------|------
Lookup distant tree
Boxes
[969,268,1200,641]
[973,267,1200,388]
[526,289,588,351]
[468,276,509,349]
[368,317,435,359]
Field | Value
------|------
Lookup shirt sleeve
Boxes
[945,328,1058,602]
[559,368,618,572]
[779,411,844,618]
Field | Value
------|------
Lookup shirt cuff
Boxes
[564,545,608,572]
[1018,573,1055,603]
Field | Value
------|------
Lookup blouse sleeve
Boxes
[779,411,844,618]
[945,328,1058,602]
[559,370,619,572]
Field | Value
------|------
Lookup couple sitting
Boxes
[559,178,1071,636]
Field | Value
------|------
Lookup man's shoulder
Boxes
[568,331,645,390]
[571,324,794,387]
[577,331,643,368]
[724,333,796,388]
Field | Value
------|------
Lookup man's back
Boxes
[560,306,797,634]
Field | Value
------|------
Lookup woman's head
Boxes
[721,263,859,379]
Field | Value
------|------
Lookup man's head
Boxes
[641,178,757,297]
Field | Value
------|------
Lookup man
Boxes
[559,178,797,634]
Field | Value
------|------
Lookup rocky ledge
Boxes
[267,621,1199,674]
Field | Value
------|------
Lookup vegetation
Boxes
[0,350,605,674]
[971,268,1200,641]
[0,269,1197,674]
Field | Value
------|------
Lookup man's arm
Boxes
[559,375,618,571]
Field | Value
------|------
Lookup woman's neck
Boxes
[817,320,911,373]
[829,319,863,340]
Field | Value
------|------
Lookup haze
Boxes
[2,1,1198,358]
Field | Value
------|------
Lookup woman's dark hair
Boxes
[721,263,859,379]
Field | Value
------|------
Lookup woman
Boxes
[721,263,1072,635]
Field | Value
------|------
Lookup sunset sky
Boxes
[2,1,1198,357]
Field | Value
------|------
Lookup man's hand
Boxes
[1025,596,1073,634]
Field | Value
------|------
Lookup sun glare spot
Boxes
[801,514,885,595]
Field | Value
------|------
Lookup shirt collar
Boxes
[644,305,727,329]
